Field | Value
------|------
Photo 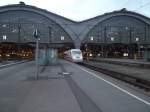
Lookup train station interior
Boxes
[0,2,150,112]
[0,2,150,62]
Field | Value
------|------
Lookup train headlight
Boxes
[72,56,76,59]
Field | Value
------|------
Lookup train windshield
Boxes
[72,51,82,55]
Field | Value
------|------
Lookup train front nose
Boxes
[73,54,83,62]
[73,54,82,59]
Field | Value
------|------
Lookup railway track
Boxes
[0,60,30,69]
[78,62,150,91]
[90,59,150,69]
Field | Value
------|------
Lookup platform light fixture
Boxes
[97,53,101,56]
[110,37,114,41]
[2,24,7,28]
[2,35,7,40]
[140,46,144,48]
[90,36,94,41]
[135,37,139,42]
[61,36,65,40]
[125,26,129,30]
[123,53,128,57]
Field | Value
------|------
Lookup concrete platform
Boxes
[19,80,81,112]
[0,60,150,112]
[0,61,81,112]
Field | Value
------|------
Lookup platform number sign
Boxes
[33,29,39,39]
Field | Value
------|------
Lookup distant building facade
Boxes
[0,2,150,59]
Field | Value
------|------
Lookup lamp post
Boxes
[135,37,140,59]
[48,26,52,43]
[103,27,107,58]
[33,29,40,80]
[18,25,21,42]
[84,43,89,61]
[125,26,134,58]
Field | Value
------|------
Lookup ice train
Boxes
[64,49,83,62]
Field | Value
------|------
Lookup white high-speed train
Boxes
[64,49,83,62]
